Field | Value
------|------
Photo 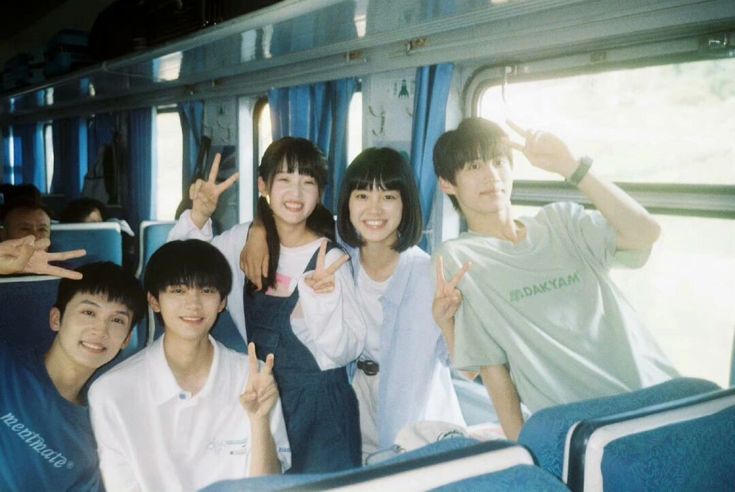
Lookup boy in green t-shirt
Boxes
[432,118,676,440]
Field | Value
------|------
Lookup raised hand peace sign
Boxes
[189,153,241,228]
[240,342,279,420]
[506,120,577,178]
[0,236,86,279]
[303,239,350,294]
[432,255,471,326]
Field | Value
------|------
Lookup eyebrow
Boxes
[78,299,131,317]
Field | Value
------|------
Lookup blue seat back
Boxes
[0,274,145,363]
[518,378,721,480]
[434,464,568,492]
[136,220,175,278]
[50,222,123,267]
[567,387,735,491]
[0,275,60,352]
[203,438,542,491]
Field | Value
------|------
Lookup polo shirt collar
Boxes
[147,334,221,405]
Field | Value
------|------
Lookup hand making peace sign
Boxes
[0,236,86,279]
[506,120,578,179]
[189,153,241,229]
[432,255,471,327]
[240,342,279,420]
[303,239,350,295]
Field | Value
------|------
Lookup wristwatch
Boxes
[567,156,593,186]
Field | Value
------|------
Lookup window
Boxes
[256,101,272,164]
[44,124,54,192]
[474,56,735,387]
[154,109,183,219]
[347,90,363,164]
[478,59,735,184]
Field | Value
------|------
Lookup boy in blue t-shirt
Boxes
[0,262,146,491]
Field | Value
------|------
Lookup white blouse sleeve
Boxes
[294,248,366,369]
[168,209,214,241]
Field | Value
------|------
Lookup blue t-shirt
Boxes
[0,340,103,492]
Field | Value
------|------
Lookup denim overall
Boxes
[243,243,361,473]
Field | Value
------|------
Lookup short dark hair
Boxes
[433,118,513,210]
[144,240,232,300]
[60,198,107,223]
[0,197,51,224]
[337,147,422,252]
[54,262,147,329]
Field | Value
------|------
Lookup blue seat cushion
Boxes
[519,378,721,478]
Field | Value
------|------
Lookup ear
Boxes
[218,297,227,314]
[120,329,132,350]
[147,292,161,313]
[257,177,267,196]
[438,177,457,196]
[49,307,62,333]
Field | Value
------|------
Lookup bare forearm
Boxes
[249,417,280,476]
[437,318,456,361]
[190,208,210,230]
[480,365,524,441]
[576,171,660,251]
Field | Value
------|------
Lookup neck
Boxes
[44,342,95,404]
[466,206,525,244]
[163,334,214,395]
[360,241,400,282]
[275,220,319,247]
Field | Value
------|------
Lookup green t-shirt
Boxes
[435,202,677,412]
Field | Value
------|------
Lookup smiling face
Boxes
[259,166,321,229]
[49,292,133,370]
[149,285,226,342]
[439,155,514,220]
[349,185,403,248]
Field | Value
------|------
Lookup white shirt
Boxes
[89,336,291,492]
[353,267,389,458]
[168,211,366,369]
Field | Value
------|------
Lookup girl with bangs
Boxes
[336,148,465,461]
[169,137,364,473]
[244,147,465,463]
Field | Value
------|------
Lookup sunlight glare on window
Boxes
[258,103,272,163]
[347,91,363,164]
[44,124,54,192]
[479,59,735,184]
[155,111,183,219]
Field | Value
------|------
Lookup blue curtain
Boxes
[15,123,46,191]
[87,113,115,172]
[410,63,454,251]
[268,78,357,211]
[126,108,155,231]
[178,101,204,193]
[51,117,88,197]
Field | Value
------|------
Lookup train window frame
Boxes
[464,42,735,219]
[462,41,735,387]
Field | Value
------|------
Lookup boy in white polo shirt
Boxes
[89,239,290,491]
[432,118,677,440]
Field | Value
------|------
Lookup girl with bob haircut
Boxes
[169,137,365,473]
[336,147,465,460]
